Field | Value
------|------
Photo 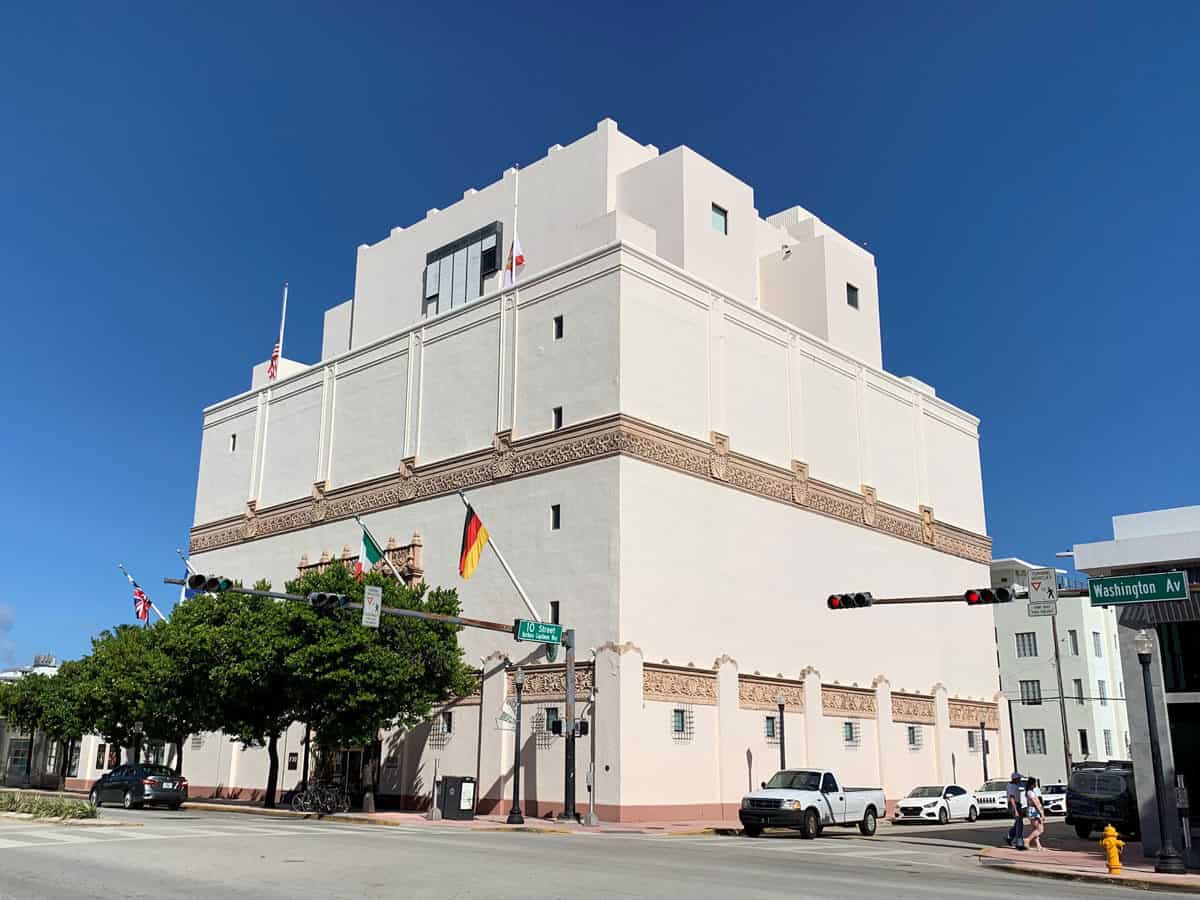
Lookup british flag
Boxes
[133,586,151,622]
[267,341,281,381]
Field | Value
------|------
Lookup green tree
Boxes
[39,661,87,780]
[1,674,51,776]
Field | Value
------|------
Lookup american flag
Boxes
[267,341,281,381]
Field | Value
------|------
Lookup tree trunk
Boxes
[59,738,71,781]
[264,734,280,809]
[174,734,185,776]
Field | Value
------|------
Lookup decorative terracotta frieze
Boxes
[948,699,999,730]
[891,693,936,724]
[739,677,805,711]
[191,414,991,565]
[642,664,719,706]
[821,686,878,719]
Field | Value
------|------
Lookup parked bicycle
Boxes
[290,779,351,814]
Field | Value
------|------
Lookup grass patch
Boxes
[0,792,98,819]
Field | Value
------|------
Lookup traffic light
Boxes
[307,591,351,613]
[187,574,234,592]
[827,592,873,610]
[964,587,1014,605]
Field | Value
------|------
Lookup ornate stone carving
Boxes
[739,677,805,711]
[891,693,936,724]
[791,460,810,505]
[920,505,935,545]
[861,484,877,527]
[190,413,992,565]
[709,432,729,481]
[504,665,594,701]
[643,665,718,705]
[821,686,877,719]
[297,532,425,584]
[948,699,999,730]
[491,431,516,480]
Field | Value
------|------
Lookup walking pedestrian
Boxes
[1025,777,1046,850]
[1003,771,1027,850]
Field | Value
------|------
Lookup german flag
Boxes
[458,505,490,579]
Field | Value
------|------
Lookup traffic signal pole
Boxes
[849,588,1090,606]
[559,629,577,823]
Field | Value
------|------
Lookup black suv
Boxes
[1065,760,1139,839]
[90,764,188,810]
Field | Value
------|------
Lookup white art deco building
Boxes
[174,120,1008,820]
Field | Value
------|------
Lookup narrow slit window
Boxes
[552,406,563,430]
[551,504,561,530]
[711,204,728,235]
[846,283,859,309]
[553,315,564,340]
[229,434,237,453]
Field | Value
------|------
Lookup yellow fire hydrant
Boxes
[1100,824,1125,875]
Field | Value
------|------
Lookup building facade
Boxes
[1073,506,1200,866]
[183,120,1004,819]
[0,656,69,789]
[990,559,1130,786]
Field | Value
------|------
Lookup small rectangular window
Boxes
[672,709,686,733]
[553,315,564,340]
[550,600,560,624]
[711,204,727,235]
[1068,630,1079,656]
[906,725,922,749]
[1073,678,1085,705]
[843,721,860,746]
[1019,680,1042,705]
[442,711,453,734]
[1097,680,1107,706]
[545,707,561,733]
[551,504,561,530]
[846,283,859,309]
[1024,729,1047,754]
[967,731,978,751]
[1092,631,1103,658]
[95,743,107,770]
[1015,632,1038,658]
[1103,729,1113,756]
[765,716,777,739]
[229,433,237,453]
[552,406,563,430]
[1079,729,1090,756]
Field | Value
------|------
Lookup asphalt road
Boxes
[0,809,1187,900]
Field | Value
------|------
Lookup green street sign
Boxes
[1088,571,1189,607]
[514,619,563,644]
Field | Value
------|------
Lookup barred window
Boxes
[765,715,778,743]
[1024,729,1047,755]
[671,707,695,743]
[1015,632,1038,658]
[1019,680,1043,705]
[1097,680,1108,707]
[906,726,923,750]
[1104,730,1113,756]
[843,721,861,747]
[429,711,452,749]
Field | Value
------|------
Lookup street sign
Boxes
[1088,571,1189,607]
[362,585,382,628]
[1028,567,1058,617]
[514,619,563,644]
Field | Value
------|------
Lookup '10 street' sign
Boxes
[1088,572,1189,607]
[513,619,564,644]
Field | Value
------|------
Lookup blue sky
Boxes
[1,2,1197,664]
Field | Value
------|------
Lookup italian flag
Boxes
[356,526,385,580]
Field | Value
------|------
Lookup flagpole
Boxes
[353,515,409,584]
[176,548,197,575]
[456,490,541,623]
[277,282,289,361]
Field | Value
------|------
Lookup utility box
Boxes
[438,776,477,820]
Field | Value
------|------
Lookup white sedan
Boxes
[893,784,978,824]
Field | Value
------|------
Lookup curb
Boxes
[978,849,1200,894]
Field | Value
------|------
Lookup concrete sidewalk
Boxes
[980,846,1200,893]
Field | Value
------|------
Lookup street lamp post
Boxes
[506,668,526,825]
[1135,630,1186,875]
[775,693,787,771]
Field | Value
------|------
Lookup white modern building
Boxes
[174,120,1007,820]
[1073,506,1199,867]
[990,559,1130,786]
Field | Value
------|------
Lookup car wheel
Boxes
[168,802,182,811]
[743,824,762,838]
[122,790,140,810]
[938,806,949,825]
[859,809,877,836]
[967,806,978,822]
[800,808,821,839]
[1074,822,1092,839]
[89,789,102,809]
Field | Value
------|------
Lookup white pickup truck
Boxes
[739,769,886,838]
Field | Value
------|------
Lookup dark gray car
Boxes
[90,764,188,810]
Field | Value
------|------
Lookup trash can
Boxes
[438,776,477,820]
